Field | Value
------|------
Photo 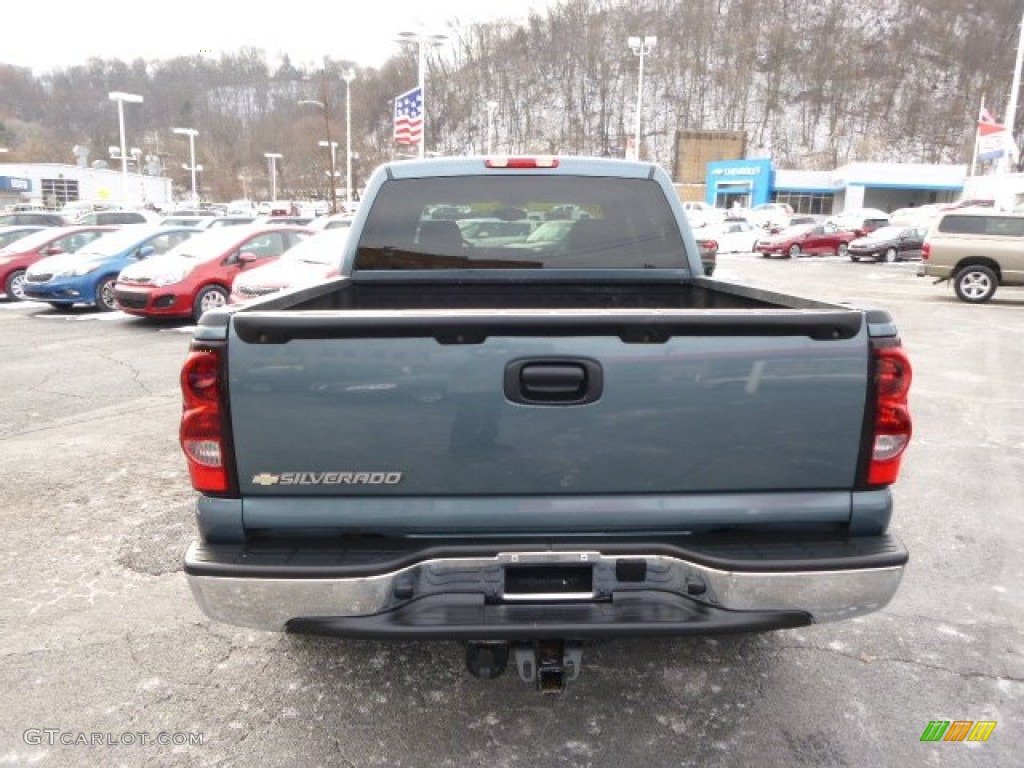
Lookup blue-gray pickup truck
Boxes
[181,156,913,692]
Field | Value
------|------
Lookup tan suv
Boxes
[918,211,1024,302]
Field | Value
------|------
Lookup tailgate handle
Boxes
[505,359,603,405]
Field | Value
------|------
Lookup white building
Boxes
[827,162,967,212]
[960,172,1024,210]
[705,158,967,214]
[0,162,173,210]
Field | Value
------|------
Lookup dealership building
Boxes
[0,162,172,210]
[704,158,968,214]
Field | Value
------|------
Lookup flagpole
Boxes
[1000,10,1024,173]
[970,94,985,177]
[398,31,447,159]
[417,41,426,159]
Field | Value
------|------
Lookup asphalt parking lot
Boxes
[1,254,1021,767]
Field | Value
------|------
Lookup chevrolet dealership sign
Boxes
[710,166,763,176]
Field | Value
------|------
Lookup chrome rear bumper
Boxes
[185,544,905,634]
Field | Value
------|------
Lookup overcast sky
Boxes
[3,0,557,74]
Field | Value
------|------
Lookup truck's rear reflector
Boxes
[867,345,913,486]
[180,344,235,495]
[485,156,559,169]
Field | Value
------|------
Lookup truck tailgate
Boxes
[226,308,870,512]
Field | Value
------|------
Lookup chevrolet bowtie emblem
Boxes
[252,473,280,486]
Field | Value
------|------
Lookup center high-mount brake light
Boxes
[180,342,235,494]
[485,156,559,169]
[867,344,913,486]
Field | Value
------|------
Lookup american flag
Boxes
[394,87,423,144]
[979,106,1000,126]
[976,105,1017,161]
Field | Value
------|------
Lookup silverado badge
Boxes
[251,472,403,486]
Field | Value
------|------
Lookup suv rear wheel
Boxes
[954,265,998,303]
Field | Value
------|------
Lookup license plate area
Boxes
[503,564,594,601]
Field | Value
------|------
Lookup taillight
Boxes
[180,343,235,494]
[867,345,913,485]
[182,350,219,403]
[484,156,559,169]
[921,242,931,261]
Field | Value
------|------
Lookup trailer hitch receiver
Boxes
[514,639,583,694]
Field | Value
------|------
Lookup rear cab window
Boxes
[353,176,687,270]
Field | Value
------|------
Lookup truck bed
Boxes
[251,275,847,313]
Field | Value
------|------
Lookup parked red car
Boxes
[113,224,310,322]
[696,237,717,276]
[0,225,117,300]
[755,223,857,258]
[229,228,348,304]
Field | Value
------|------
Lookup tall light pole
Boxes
[627,36,656,161]
[318,139,338,206]
[264,152,282,201]
[486,100,499,154]
[172,127,199,205]
[397,30,448,159]
[342,68,356,206]
[108,91,144,202]
[299,97,337,211]
[1001,10,1024,174]
[298,98,337,212]
[299,59,339,213]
